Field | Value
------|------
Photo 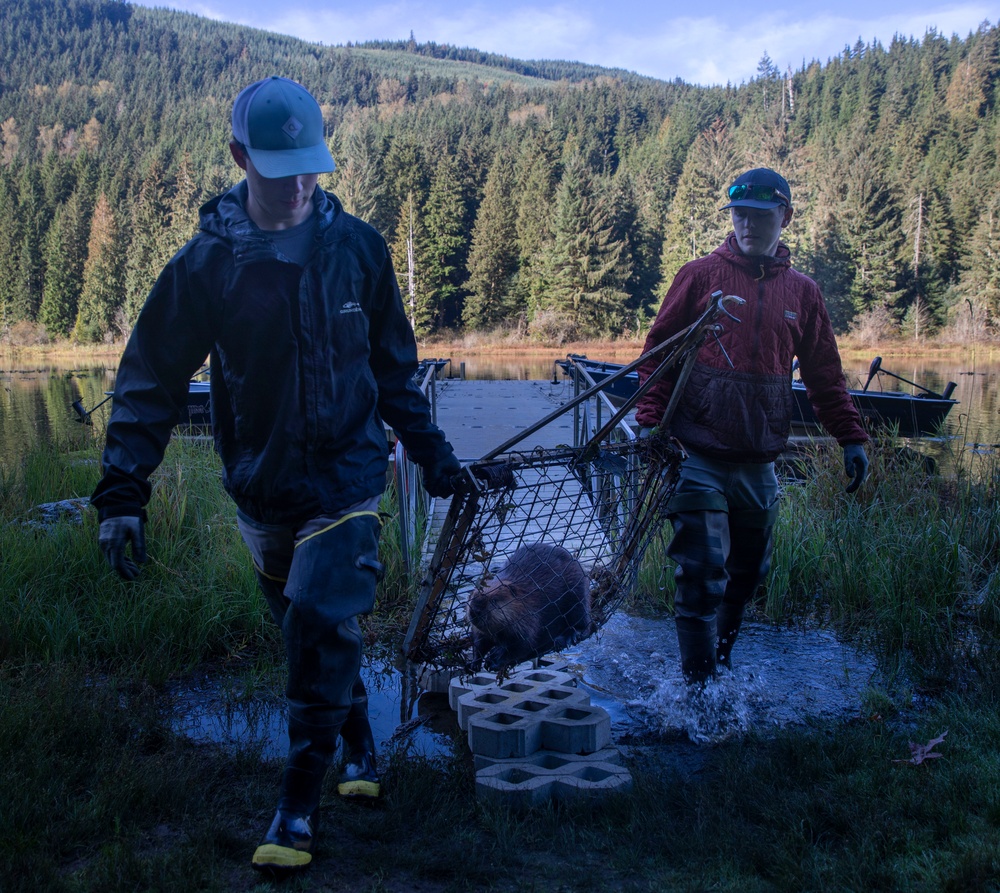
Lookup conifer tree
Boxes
[74,193,125,342]
[420,151,468,330]
[542,155,592,327]
[382,134,430,239]
[0,172,20,331]
[836,125,905,316]
[390,192,429,337]
[796,129,855,330]
[464,152,519,331]
[39,189,87,337]
[513,133,559,323]
[13,164,49,325]
[658,118,736,290]
[332,112,390,234]
[955,195,1000,322]
[541,156,631,337]
[123,164,172,327]
[167,153,200,251]
[602,170,649,335]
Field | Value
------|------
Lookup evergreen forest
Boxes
[0,0,998,344]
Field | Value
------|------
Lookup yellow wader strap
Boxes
[251,509,383,582]
[294,510,382,548]
[255,565,287,583]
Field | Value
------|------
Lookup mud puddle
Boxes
[167,655,461,762]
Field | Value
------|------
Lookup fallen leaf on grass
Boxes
[893,730,948,766]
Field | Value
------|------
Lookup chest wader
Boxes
[667,492,777,683]
[249,511,383,817]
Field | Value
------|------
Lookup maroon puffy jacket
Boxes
[635,235,868,462]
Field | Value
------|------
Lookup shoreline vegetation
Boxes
[3,330,999,368]
[3,423,1000,889]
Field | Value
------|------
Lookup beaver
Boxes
[467,543,593,673]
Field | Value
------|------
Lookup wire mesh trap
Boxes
[402,292,745,678]
[404,438,682,677]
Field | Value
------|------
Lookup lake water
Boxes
[3,349,994,757]
[4,352,998,463]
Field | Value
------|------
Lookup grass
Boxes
[3,433,1000,891]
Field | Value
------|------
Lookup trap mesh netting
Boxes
[402,292,744,677]
[403,437,683,676]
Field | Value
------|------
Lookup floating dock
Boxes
[432,377,580,461]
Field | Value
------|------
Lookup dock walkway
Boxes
[432,377,580,461]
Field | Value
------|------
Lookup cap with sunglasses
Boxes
[721,168,792,210]
[232,76,335,179]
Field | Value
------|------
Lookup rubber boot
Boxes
[668,510,728,684]
[337,676,380,799]
[715,602,745,670]
[253,749,328,875]
[717,522,774,670]
[675,615,718,684]
[267,512,382,865]
[252,808,320,874]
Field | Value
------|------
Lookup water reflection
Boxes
[168,654,463,763]
[0,365,114,463]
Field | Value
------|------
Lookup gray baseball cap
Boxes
[232,76,335,178]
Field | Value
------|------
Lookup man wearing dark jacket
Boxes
[635,168,868,684]
[91,76,461,874]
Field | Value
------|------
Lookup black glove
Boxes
[471,463,516,491]
[99,514,147,580]
[423,452,462,498]
[843,443,869,494]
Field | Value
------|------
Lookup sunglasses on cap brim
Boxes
[727,184,790,205]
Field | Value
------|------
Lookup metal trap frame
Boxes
[403,293,744,676]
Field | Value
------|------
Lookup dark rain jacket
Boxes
[634,234,867,462]
[91,182,455,524]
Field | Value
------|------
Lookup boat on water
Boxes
[556,354,958,439]
[74,358,452,434]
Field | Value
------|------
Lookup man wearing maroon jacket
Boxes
[635,168,868,684]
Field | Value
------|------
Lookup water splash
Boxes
[562,612,879,744]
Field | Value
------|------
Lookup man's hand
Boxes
[638,426,657,439]
[843,443,869,494]
[99,515,147,580]
[423,452,462,498]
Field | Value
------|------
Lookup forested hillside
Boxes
[0,0,997,344]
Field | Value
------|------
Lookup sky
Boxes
[133,1,994,86]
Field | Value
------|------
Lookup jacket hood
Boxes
[197,181,342,247]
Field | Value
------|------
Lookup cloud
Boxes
[133,1,996,86]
